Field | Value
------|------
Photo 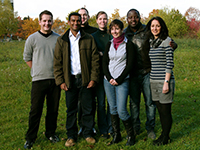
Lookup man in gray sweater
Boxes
[23,10,61,149]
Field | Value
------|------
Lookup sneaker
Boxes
[65,138,76,147]
[48,135,60,143]
[85,137,96,144]
[24,140,34,149]
[78,127,83,136]
[148,130,156,139]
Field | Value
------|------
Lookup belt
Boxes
[71,74,82,78]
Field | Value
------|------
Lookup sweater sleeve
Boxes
[23,35,33,62]
[102,42,113,81]
[115,41,136,84]
[164,37,174,74]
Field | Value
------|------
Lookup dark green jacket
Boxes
[53,29,100,88]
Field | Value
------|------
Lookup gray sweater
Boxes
[149,37,174,81]
[23,31,60,81]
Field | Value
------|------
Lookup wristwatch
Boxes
[165,80,169,83]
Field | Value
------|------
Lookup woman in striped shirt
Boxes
[145,16,175,146]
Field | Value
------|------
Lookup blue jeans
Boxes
[95,79,112,134]
[104,78,130,121]
[129,73,156,132]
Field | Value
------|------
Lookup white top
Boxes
[108,37,129,79]
[69,30,81,75]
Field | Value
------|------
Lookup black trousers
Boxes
[25,79,61,141]
[65,77,94,140]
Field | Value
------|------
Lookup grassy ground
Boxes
[0,39,200,150]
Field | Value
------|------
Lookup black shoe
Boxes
[24,140,34,149]
[48,135,60,143]
[153,134,170,146]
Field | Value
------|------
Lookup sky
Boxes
[14,0,200,21]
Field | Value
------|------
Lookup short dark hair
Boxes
[96,11,108,19]
[146,16,168,40]
[79,7,89,15]
[109,19,124,34]
[39,10,53,21]
[127,8,140,18]
[68,12,81,21]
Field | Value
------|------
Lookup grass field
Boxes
[0,38,200,150]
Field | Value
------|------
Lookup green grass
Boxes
[0,39,200,150]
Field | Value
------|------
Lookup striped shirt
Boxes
[149,37,174,81]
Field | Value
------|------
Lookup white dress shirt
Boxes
[69,30,81,75]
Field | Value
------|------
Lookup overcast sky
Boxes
[14,0,200,21]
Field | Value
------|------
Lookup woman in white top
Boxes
[103,19,137,146]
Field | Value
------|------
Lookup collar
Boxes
[111,36,128,43]
[69,30,81,38]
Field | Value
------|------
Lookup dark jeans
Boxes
[25,79,61,141]
[129,73,156,132]
[65,77,94,140]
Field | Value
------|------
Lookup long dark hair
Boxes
[146,16,168,40]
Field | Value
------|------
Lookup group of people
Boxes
[23,7,176,149]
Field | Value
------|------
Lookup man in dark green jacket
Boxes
[53,12,100,147]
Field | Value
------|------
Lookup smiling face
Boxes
[127,10,140,29]
[110,24,122,38]
[68,15,81,35]
[78,9,89,27]
[39,14,53,34]
[96,13,108,31]
[151,19,161,39]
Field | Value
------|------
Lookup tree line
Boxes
[0,0,200,40]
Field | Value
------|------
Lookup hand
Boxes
[109,79,118,86]
[169,40,176,49]
[87,80,96,88]
[60,83,68,91]
[162,82,169,94]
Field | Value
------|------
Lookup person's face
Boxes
[150,19,161,39]
[127,10,140,28]
[111,25,122,38]
[39,14,53,34]
[96,14,108,31]
[78,9,89,26]
[68,15,81,33]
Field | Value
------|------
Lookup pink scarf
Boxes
[113,33,125,50]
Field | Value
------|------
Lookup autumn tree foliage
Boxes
[0,0,18,37]
[185,7,200,38]
[21,18,40,39]
[108,9,127,28]
[52,18,67,35]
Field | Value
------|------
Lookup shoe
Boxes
[134,129,140,135]
[92,128,97,134]
[85,137,96,144]
[24,140,34,149]
[65,138,76,147]
[101,134,109,139]
[48,135,60,143]
[148,130,156,139]
[107,115,122,146]
[153,134,171,146]
[78,127,83,136]
[122,118,135,146]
